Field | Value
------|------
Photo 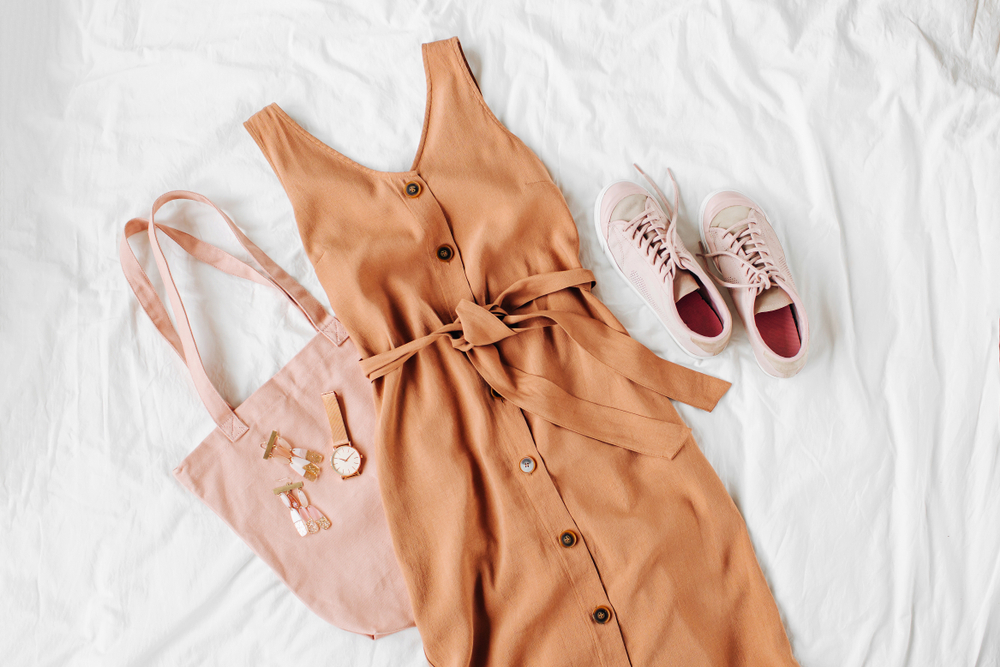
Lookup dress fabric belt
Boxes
[361,268,732,459]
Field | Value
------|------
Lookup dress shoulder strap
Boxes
[421,37,509,138]
[420,37,552,183]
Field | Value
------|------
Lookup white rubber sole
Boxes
[592,182,710,360]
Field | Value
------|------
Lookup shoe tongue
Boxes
[673,271,701,302]
[754,286,793,313]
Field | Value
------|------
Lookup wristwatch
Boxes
[331,444,363,479]
[323,391,364,479]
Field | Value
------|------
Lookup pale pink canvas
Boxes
[120,191,414,638]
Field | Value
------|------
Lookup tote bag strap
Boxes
[120,191,348,441]
[151,191,347,345]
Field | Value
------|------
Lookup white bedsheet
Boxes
[3,1,999,665]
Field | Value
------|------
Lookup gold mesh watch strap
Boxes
[321,391,351,448]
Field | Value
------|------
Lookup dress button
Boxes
[404,181,421,198]
[436,244,454,261]
[559,530,578,548]
[592,606,612,624]
[519,457,536,474]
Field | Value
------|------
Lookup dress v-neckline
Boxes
[265,43,433,179]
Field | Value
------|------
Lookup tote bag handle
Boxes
[120,191,348,441]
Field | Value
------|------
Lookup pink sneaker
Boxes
[593,165,732,358]
[698,190,809,378]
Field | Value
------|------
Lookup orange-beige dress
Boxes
[245,36,799,667]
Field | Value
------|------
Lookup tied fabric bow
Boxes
[361,268,731,459]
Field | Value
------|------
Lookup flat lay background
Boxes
[2,0,999,665]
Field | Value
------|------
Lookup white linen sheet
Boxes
[2,1,999,665]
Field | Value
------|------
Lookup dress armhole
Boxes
[242,106,328,264]
[449,37,522,144]
[453,37,482,93]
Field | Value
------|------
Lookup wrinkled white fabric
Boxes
[1,1,998,666]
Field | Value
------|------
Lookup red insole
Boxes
[677,291,724,338]
[754,305,801,358]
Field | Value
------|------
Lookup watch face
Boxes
[332,445,362,477]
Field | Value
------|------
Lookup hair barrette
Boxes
[273,482,330,536]
[262,430,323,481]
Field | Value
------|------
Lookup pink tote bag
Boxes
[120,191,414,638]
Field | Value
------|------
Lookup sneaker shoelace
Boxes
[627,163,689,282]
[699,209,782,293]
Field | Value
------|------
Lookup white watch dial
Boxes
[332,445,362,477]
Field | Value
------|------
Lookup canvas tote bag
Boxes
[120,191,414,638]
